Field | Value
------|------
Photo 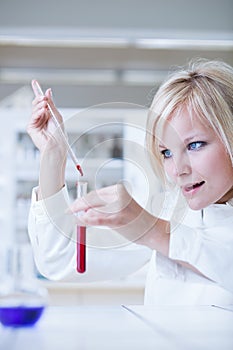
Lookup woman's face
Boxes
[159,109,233,210]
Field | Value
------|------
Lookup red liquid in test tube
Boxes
[76,181,88,273]
[76,226,86,273]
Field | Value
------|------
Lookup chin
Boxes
[186,200,206,211]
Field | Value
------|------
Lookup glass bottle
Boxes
[0,243,48,328]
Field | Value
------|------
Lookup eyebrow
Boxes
[158,133,207,149]
[183,134,206,144]
[158,143,167,149]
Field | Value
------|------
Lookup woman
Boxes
[27,59,233,305]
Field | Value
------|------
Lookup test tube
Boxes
[76,181,88,273]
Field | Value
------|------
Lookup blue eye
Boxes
[161,149,173,159]
[188,141,206,151]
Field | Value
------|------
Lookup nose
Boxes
[171,154,191,178]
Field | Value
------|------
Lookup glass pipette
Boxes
[32,80,83,177]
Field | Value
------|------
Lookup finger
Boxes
[31,99,48,114]
[31,82,50,126]
[68,195,102,214]
[69,188,114,214]
[32,115,49,130]
[45,88,52,100]
[69,184,130,215]
[75,209,113,227]
[31,103,50,129]
[45,89,57,117]
[45,88,63,124]
[32,95,48,107]
[31,79,44,97]
[31,81,52,121]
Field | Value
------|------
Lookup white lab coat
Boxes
[28,186,233,305]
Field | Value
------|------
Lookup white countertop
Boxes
[0,304,233,350]
[126,304,233,350]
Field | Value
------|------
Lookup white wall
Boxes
[0,0,232,31]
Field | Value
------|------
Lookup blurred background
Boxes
[0,0,232,305]
[0,0,232,107]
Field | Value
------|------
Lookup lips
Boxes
[183,181,205,193]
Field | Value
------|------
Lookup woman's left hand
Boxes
[69,183,158,244]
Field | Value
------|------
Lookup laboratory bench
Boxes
[0,304,232,350]
[39,279,145,306]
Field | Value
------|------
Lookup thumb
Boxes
[45,87,53,100]
[45,88,56,114]
[45,88,63,124]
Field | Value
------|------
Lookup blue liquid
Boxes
[0,305,45,327]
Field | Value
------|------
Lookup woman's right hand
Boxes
[27,80,66,155]
[27,80,67,199]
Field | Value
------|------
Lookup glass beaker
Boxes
[0,243,48,328]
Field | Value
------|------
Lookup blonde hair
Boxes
[146,58,233,184]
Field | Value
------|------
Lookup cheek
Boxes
[163,160,175,179]
[218,153,233,185]
[196,157,215,174]
[190,155,216,181]
[196,147,231,181]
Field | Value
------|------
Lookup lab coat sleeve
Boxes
[28,186,151,282]
[169,214,233,293]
